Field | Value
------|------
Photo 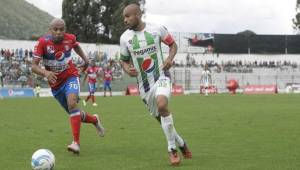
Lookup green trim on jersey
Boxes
[133,34,148,86]
[120,54,130,61]
[144,31,160,80]
[144,31,155,44]
[132,34,140,50]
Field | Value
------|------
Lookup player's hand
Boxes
[162,57,173,71]
[44,70,58,84]
[127,67,138,77]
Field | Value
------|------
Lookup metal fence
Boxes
[2,67,300,92]
[170,67,300,91]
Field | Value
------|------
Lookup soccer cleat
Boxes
[67,141,80,155]
[82,100,87,106]
[93,114,105,137]
[179,142,192,159]
[168,149,180,166]
[92,103,98,107]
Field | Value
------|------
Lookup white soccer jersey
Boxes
[120,23,175,99]
[201,70,211,86]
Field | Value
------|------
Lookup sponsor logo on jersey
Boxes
[64,45,70,51]
[133,46,157,56]
[55,51,65,61]
[88,73,97,79]
[142,57,155,74]
[46,45,55,54]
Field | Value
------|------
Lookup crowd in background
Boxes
[0,48,122,88]
[0,48,299,88]
[172,54,299,73]
[0,48,34,88]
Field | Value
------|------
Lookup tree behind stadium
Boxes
[110,0,145,43]
[293,0,300,33]
[62,0,145,44]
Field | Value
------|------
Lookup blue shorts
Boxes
[88,82,97,94]
[52,76,80,113]
[103,80,111,90]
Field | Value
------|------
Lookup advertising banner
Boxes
[125,84,139,96]
[0,88,34,97]
[200,85,218,94]
[243,85,277,94]
[172,85,184,95]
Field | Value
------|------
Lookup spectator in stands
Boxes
[34,84,41,97]
[19,48,23,59]
[1,48,4,56]
[29,49,33,58]
[0,71,3,87]
[25,49,29,58]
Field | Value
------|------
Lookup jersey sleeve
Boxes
[158,25,175,46]
[33,38,45,60]
[119,35,131,61]
[70,34,79,48]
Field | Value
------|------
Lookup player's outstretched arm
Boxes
[74,45,89,72]
[81,73,88,86]
[163,42,177,71]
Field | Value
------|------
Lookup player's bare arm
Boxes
[31,59,57,84]
[74,45,89,72]
[81,73,88,86]
[120,60,138,77]
[163,42,177,71]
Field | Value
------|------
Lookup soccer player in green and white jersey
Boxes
[201,64,212,96]
[119,3,192,166]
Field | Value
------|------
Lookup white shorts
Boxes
[143,76,171,117]
[204,82,210,88]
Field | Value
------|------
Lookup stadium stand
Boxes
[1,33,300,93]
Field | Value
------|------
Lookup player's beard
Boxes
[127,24,136,30]
[127,20,139,30]
[53,36,63,43]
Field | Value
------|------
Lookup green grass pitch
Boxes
[1,94,300,170]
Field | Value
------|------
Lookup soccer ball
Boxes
[31,149,55,170]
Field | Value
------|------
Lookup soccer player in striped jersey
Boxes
[200,64,212,96]
[119,3,192,166]
[31,18,105,155]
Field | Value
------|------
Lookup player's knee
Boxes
[67,97,78,111]
[157,96,168,114]
[68,102,77,111]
